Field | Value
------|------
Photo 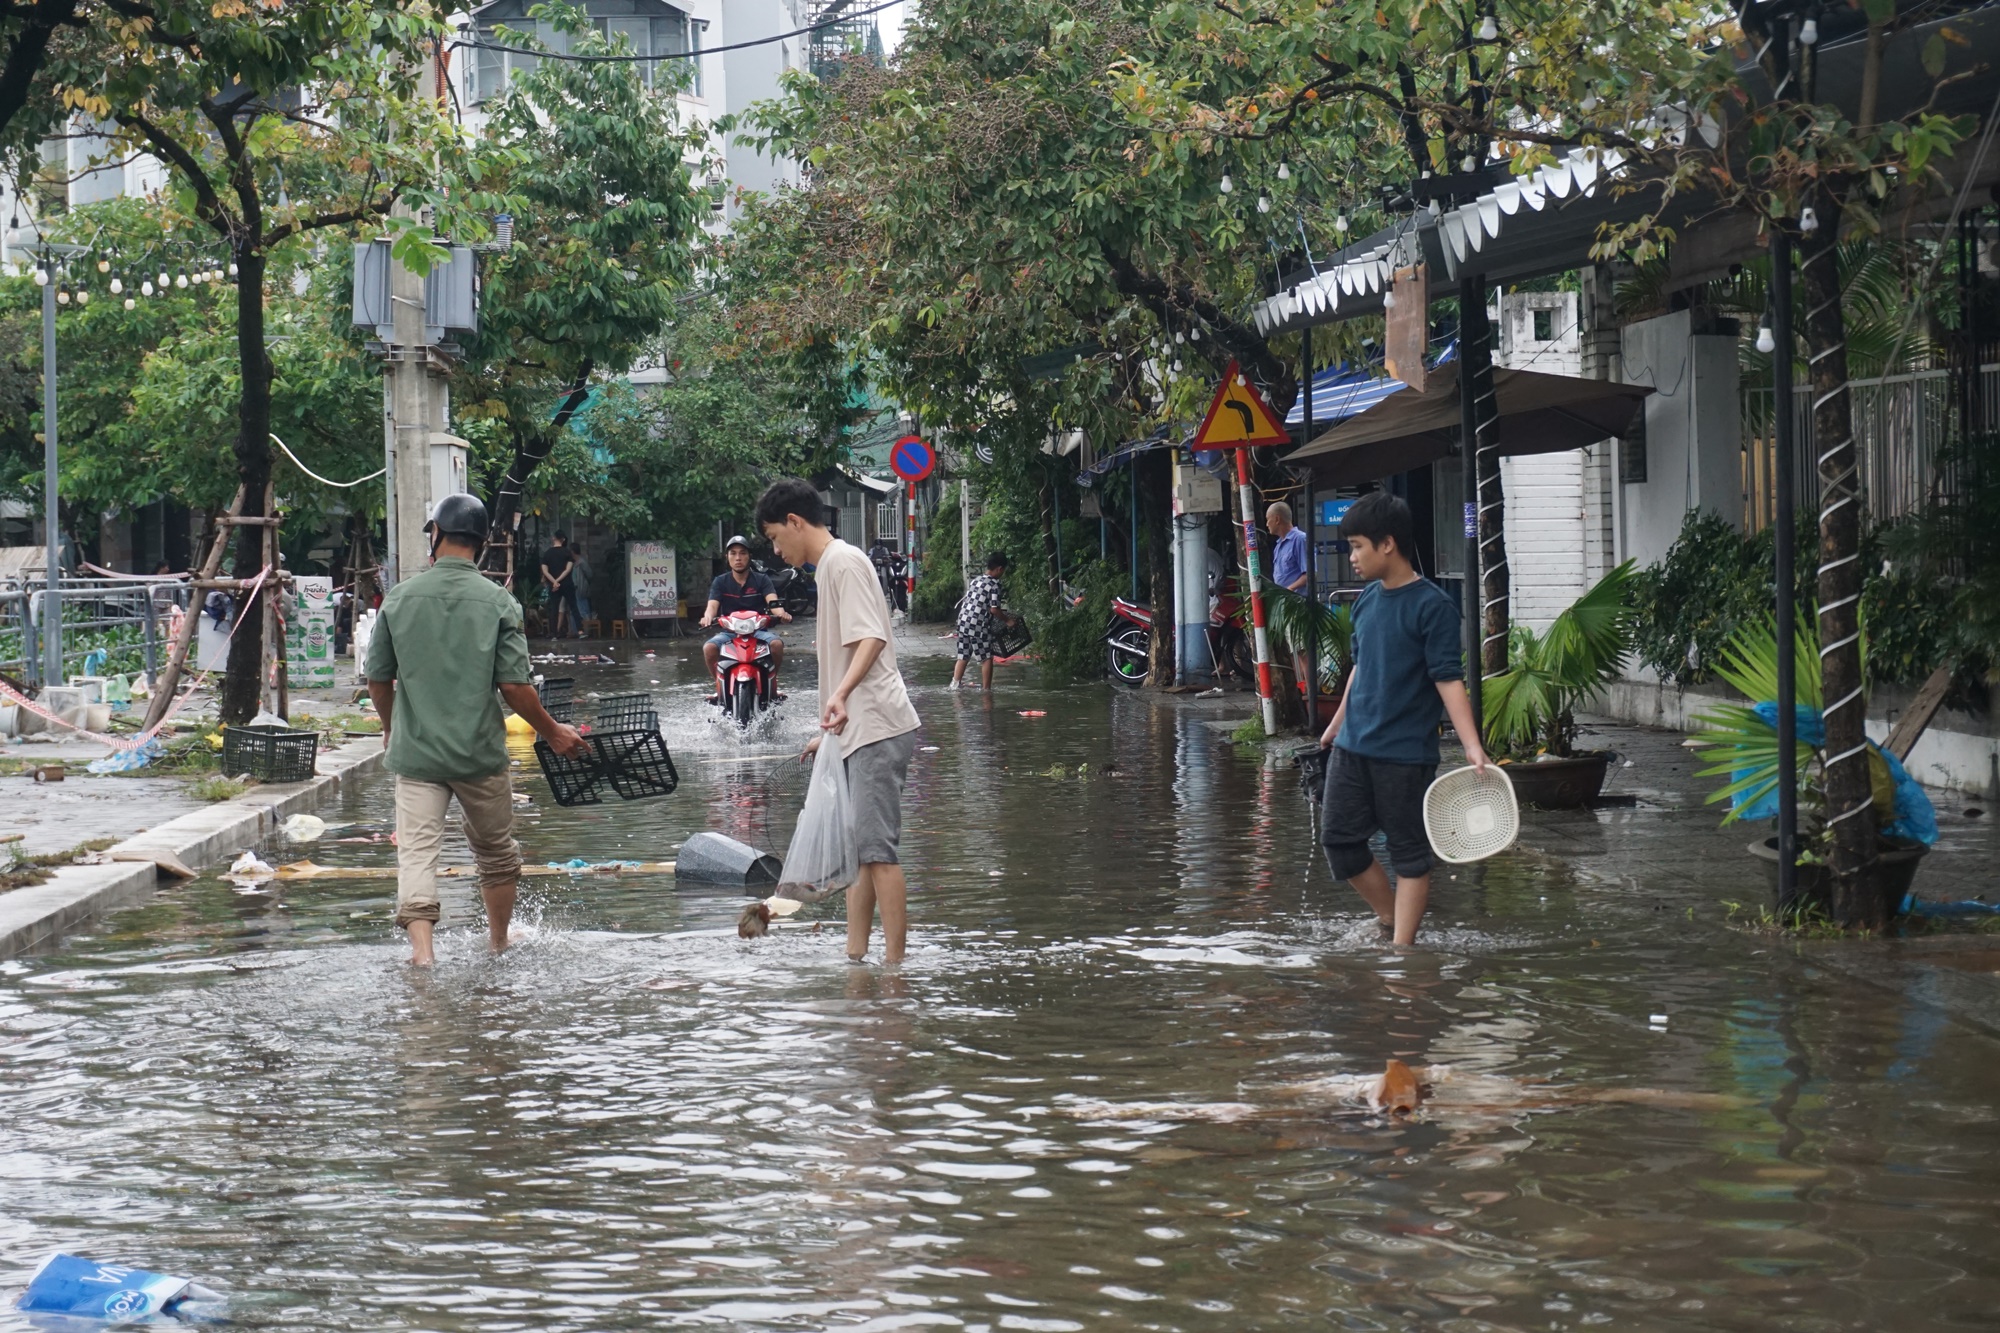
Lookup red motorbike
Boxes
[1104,596,1154,687]
[1099,578,1253,689]
[713,610,778,726]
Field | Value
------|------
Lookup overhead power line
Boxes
[448,0,903,64]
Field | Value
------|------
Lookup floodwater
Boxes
[5,628,2000,1331]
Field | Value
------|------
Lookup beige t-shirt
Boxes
[815,537,920,755]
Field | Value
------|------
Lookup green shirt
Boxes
[363,556,532,782]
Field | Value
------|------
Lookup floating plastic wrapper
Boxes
[16,1253,224,1323]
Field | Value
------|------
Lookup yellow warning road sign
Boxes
[1192,360,1291,449]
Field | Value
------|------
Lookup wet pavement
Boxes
[4,624,2000,1331]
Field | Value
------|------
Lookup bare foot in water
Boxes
[407,920,436,967]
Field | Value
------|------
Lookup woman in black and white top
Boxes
[950,552,1010,692]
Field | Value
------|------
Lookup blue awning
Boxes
[1284,342,1458,428]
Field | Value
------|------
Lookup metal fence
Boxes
[1740,363,1999,532]
[0,577,188,688]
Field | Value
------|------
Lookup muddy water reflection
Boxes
[5,639,2000,1330]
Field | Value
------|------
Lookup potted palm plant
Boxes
[1479,562,1637,808]
[1263,583,1354,706]
[1688,617,1932,920]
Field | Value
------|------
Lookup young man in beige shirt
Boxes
[758,477,922,964]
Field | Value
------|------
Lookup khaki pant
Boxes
[394,773,522,927]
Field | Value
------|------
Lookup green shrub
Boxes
[910,567,964,623]
[1023,563,1118,684]
[1630,511,1816,685]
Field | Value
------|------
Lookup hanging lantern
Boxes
[228,261,238,277]
[158,271,169,288]
[1477,13,1498,40]
[32,268,48,287]
[123,297,136,311]
[1257,193,1271,214]
[56,289,69,304]
[96,258,110,273]
[1188,325,1200,342]
[109,277,123,294]
[1799,17,1818,44]
[76,290,88,305]
[1276,161,1291,181]
[1219,173,1233,194]
[1174,331,1185,345]
[175,273,189,288]
[1798,205,1819,234]
[1172,357,1184,373]
[1335,214,1350,233]
[1756,321,1776,354]
[141,280,155,297]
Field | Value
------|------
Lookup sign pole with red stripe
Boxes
[1192,362,1289,736]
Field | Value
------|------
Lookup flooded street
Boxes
[5,632,2000,1331]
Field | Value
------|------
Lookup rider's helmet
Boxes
[424,493,488,544]
[724,534,752,553]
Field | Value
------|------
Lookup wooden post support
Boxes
[142,486,244,732]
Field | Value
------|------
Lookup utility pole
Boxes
[382,35,451,585]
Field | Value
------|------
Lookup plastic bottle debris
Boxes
[17,1253,224,1322]
[280,814,326,842]
[1018,710,1048,718]
[227,851,276,883]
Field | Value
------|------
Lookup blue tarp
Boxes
[1735,701,1939,846]
[1283,342,1459,429]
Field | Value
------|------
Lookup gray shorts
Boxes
[846,730,917,865]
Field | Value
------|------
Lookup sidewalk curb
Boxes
[0,738,386,960]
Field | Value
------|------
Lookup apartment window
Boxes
[469,2,695,103]
[1532,307,1554,342]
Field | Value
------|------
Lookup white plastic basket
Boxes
[1424,764,1519,863]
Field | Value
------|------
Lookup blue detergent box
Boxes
[16,1253,221,1322]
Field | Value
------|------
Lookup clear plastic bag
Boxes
[775,732,858,903]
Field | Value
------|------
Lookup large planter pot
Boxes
[1495,752,1611,809]
[1747,836,1928,920]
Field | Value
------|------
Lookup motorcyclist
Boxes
[701,534,790,703]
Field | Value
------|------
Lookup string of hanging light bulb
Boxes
[7,225,239,310]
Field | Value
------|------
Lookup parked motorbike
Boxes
[874,549,910,614]
[712,610,779,726]
[1104,596,1153,687]
[1095,578,1251,689]
[1207,572,1256,683]
[766,562,816,619]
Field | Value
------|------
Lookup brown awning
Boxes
[1284,362,1653,486]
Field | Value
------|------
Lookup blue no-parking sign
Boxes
[891,435,936,483]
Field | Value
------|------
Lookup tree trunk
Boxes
[482,372,594,573]
[1798,196,1879,926]
[218,245,273,724]
[1465,293,1509,675]
[1142,446,1174,685]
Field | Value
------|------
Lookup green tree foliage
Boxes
[511,289,834,554]
[42,0,454,721]
[453,5,708,561]
[0,197,379,553]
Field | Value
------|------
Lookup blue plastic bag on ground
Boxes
[16,1253,222,1322]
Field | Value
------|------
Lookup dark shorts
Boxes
[846,730,916,865]
[1321,747,1438,881]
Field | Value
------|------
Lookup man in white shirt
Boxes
[758,478,922,964]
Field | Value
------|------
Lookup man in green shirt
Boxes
[364,494,584,966]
